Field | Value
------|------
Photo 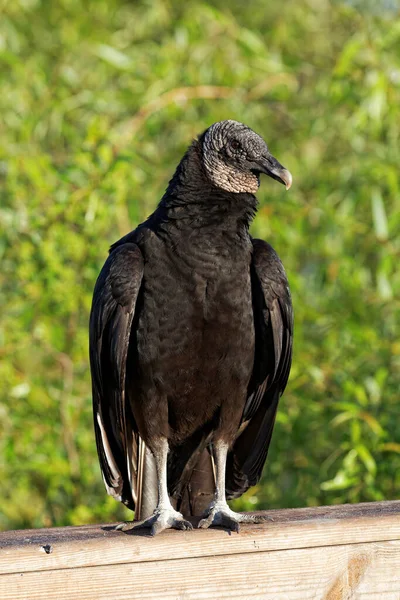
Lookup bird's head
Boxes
[200,120,292,195]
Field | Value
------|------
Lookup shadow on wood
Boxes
[0,501,399,599]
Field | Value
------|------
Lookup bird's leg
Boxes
[117,437,193,535]
[198,440,270,532]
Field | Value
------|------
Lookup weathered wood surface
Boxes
[0,501,399,599]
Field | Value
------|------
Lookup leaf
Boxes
[371,189,388,241]
[358,412,385,437]
[356,444,377,476]
[331,412,354,427]
[10,383,30,398]
[94,44,132,69]
[334,36,363,76]
[377,271,393,301]
[321,471,358,491]
[380,443,400,453]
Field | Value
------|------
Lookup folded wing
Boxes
[226,238,293,498]
[89,243,144,509]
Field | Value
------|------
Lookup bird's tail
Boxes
[135,438,158,520]
[135,438,215,519]
[177,448,216,517]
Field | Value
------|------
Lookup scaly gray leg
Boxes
[198,440,271,532]
[117,437,193,536]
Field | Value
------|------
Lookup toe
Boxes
[198,516,212,529]
[150,521,163,536]
[239,513,273,524]
[220,515,240,532]
[174,519,193,531]
[115,521,135,531]
[252,515,273,523]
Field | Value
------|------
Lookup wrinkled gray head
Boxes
[201,120,292,194]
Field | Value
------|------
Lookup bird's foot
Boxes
[116,506,193,536]
[198,501,272,532]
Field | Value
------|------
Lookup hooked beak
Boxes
[256,154,292,190]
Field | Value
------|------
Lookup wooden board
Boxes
[0,501,399,599]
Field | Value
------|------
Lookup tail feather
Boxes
[177,448,216,517]
[135,440,216,519]
[135,438,158,520]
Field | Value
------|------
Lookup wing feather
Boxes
[89,243,144,509]
[226,238,293,499]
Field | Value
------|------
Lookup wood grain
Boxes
[0,501,399,599]
[1,540,399,599]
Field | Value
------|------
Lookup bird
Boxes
[89,119,293,535]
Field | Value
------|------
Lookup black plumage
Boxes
[89,120,293,534]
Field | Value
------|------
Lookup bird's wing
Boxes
[89,243,144,510]
[225,238,293,499]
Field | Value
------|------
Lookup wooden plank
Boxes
[0,540,399,599]
[0,501,399,577]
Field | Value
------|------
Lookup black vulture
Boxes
[89,120,293,534]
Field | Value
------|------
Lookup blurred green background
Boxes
[1,0,399,531]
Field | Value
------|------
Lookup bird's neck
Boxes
[156,141,257,235]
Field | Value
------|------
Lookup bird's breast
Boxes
[134,232,255,436]
[133,232,254,443]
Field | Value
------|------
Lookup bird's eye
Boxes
[231,140,241,150]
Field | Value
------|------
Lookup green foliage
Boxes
[1,0,399,530]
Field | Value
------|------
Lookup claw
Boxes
[116,507,193,536]
[199,501,271,531]
[115,522,133,531]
